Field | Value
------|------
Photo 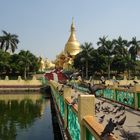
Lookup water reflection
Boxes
[0,93,54,140]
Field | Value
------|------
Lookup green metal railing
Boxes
[95,90,103,96]
[103,89,114,100]
[95,89,135,108]
[60,95,64,118]
[41,77,48,85]
[138,93,140,109]
[68,105,80,140]
[86,128,96,140]
[116,90,134,107]
[51,85,81,140]
[50,83,105,140]
[68,81,89,93]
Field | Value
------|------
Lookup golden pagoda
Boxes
[65,18,81,57]
[54,19,81,70]
[45,58,55,69]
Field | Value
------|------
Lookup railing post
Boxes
[134,93,138,110]
[134,85,139,110]
[63,87,72,129]
[18,76,22,81]
[78,95,95,140]
[113,83,117,101]
[5,76,9,80]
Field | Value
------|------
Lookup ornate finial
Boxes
[71,17,75,31]
[72,17,74,24]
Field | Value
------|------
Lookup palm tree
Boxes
[128,37,140,61]
[113,36,131,78]
[0,30,19,53]
[18,50,32,80]
[128,37,140,75]
[113,36,128,57]
[80,42,94,79]
[97,36,115,79]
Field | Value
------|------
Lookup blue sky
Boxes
[0,0,140,60]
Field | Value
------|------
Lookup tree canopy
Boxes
[73,36,140,80]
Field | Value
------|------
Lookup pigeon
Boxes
[99,115,105,123]
[115,114,120,119]
[112,109,118,115]
[113,104,118,108]
[88,83,106,96]
[101,100,106,104]
[101,118,117,137]
[95,104,100,113]
[120,111,125,116]
[117,116,126,127]
[133,80,138,84]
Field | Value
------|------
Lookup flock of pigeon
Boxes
[95,100,127,137]
[57,84,129,139]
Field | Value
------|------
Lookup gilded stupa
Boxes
[64,18,81,57]
[54,19,81,70]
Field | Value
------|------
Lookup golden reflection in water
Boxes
[0,93,50,140]
[0,93,41,102]
[0,93,48,116]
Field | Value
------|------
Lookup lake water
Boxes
[0,93,54,140]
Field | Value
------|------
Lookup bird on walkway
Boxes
[101,118,117,137]
[99,115,105,123]
[133,80,138,84]
[116,115,126,127]
[88,83,106,96]
[112,108,118,115]
[102,106,110,114]
[118,105,124,112]
[113,104,118,108]
[119,111,125,116]
[115,114,120,119]
[101,100,106,104]
[95,104,100,113]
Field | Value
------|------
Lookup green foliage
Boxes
[0,50,40,79]
[73,36,140,79]
[18,50,40,79]
[75,42,94,79]
[0,50,11,74]
[0,30,19,53]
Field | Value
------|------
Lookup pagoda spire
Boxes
[68,18,77,42]
[71,17,75,32]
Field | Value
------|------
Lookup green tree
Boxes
[18,50,32,80]
[0,50,11,76]
[129,37,140,61]
[9,54,21,76]
[128,37,140,75]
[112,36,129,77]
[113,36,128,56]
[97,36,115,79]
[18,50,40,79]
[80,42,94,79]
[0,30,19,53]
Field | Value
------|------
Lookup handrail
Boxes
[65,98,78,115]
[49,80,118,140]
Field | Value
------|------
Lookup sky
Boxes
[0,0,140,61]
